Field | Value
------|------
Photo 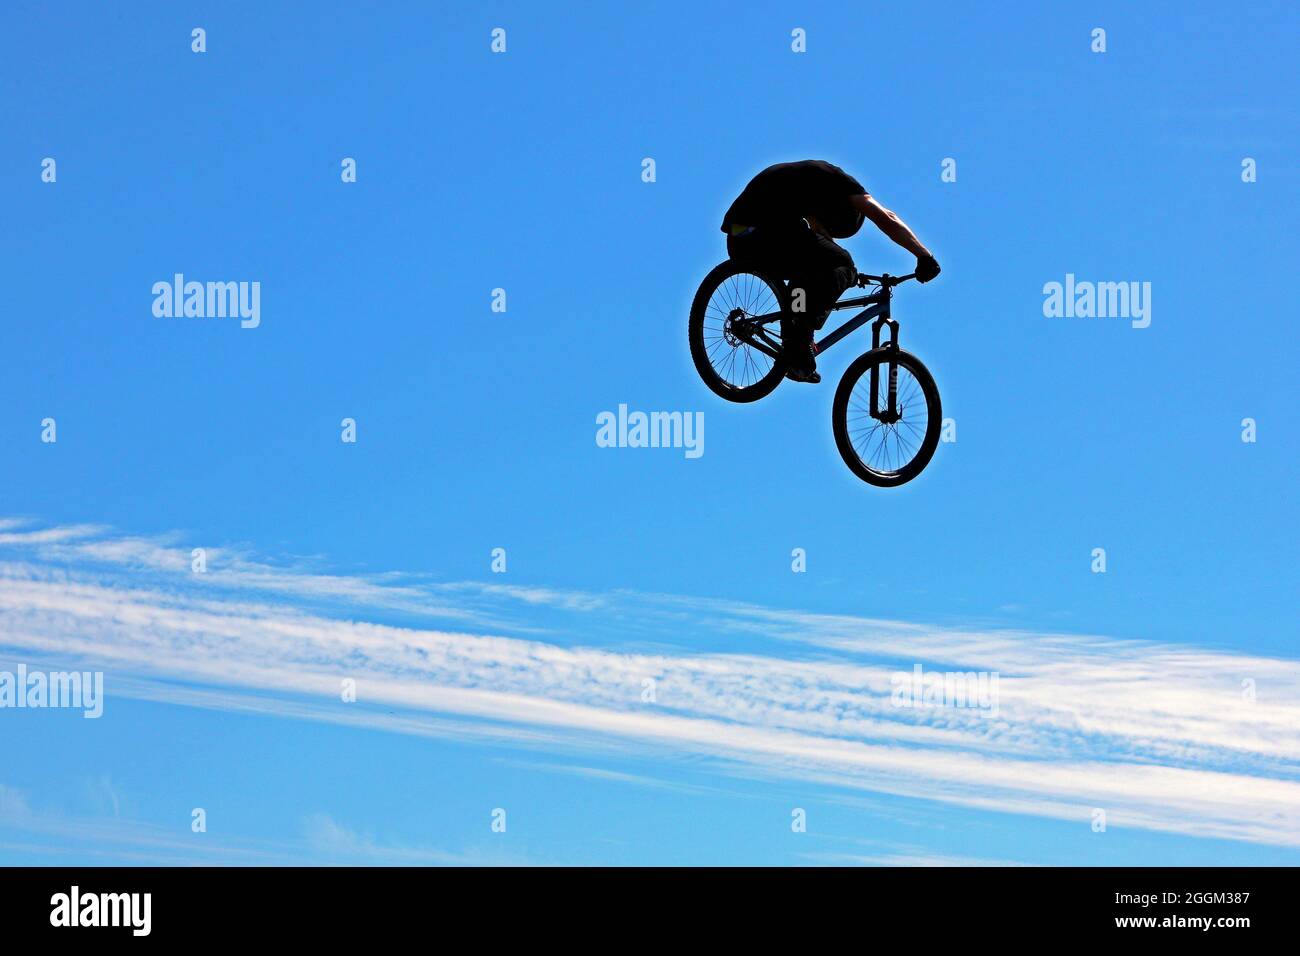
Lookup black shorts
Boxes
[726,222,856,326]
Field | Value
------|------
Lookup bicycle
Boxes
[688,260,942,487]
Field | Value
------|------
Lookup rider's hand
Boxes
[915,254,941,283]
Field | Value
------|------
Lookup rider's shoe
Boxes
[784,349,821,384]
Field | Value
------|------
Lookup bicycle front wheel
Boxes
[832,348,941,487]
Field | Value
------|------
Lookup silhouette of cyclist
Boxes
[722,159,940,383]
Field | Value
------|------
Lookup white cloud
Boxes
[298,813,527,866]
[0,784,32,819]
[801,850,1033,867]
[2,520,1299,850]
[0,784,507,866]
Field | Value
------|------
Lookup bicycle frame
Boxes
[728,273,912,422]
[732,273,908,360]
[813,286,895,356]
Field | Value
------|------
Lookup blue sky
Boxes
[1,1,1297,865]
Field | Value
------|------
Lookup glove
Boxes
[916,254,941,283]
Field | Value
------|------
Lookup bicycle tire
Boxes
[688,260,788,404]
[832,348,941,486]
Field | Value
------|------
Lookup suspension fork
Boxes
[869,315,902,423]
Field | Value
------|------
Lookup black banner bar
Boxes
[0,866,1286,942]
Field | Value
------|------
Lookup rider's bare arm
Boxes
[852,194,931,258]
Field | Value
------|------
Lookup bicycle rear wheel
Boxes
[832,348,941,486]
[689,260,788,403]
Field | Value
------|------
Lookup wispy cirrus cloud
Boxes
[0,780,518,867]
[2,519,1299,851]
[299,813,534,866]
[799,849,1034,867]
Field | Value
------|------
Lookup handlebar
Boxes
[856,272,916,288]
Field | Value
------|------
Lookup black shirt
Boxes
[721,160,867,237]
